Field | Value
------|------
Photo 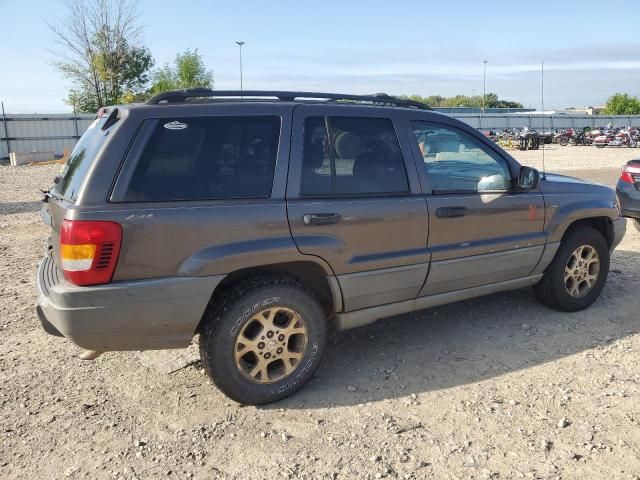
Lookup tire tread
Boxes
[534,225,609,312]
[199,276,325,404]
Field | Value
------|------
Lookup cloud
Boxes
[216,43,640,109]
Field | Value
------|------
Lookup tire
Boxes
[595,143,606,148]
[534,226,610,312]
[634,218,640,233]
[199,277,327,405]
[559,136,569,146]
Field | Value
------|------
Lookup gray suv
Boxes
[36,90,626,405]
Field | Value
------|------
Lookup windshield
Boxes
[56,116,110,201]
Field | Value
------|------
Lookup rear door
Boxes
[43,111,119,267]
[405,118,546,296]
[286,105,429,311]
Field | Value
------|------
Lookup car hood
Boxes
[539,172,614,196]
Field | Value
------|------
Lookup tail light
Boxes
[60,220,122,286]
[620,164,640,185]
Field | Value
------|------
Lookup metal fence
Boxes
[3,112,640,160]
[460,114,640,131]
[0,113,94,160]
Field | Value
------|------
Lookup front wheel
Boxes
[534,226,610,311]
[559,136,569,146]
[199,278,327,405]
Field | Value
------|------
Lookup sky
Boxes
[1,0,640,113]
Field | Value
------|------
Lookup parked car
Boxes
[36,89,626,405]
[616,159,640,232]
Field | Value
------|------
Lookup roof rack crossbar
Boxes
[145,89,430,110]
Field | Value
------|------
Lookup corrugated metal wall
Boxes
[0,113,94,160]
[463,114,640,130]
[3,112,640,160]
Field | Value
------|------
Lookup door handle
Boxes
[303,213,342,226]
[436,206,467,218]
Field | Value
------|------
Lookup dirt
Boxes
[1,147,640,480]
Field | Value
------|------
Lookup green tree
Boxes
[49,0,154,112]
[402,93,522,109]
[92,26,153,105]
[149,49,214,95]
[604,93,640,115]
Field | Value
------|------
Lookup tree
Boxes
[604,93,640,115]
[401,93,523,109]
[49,0,153,112]
[149,49,214,95]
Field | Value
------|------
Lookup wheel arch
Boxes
[545,194,618,249]
[195,260,342,334]
[562,216,614,249]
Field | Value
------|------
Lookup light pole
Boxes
[482,59,488,114]
[236,41,245,91]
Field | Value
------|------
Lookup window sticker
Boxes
[164,121,188,130]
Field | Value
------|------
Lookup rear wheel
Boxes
[595,143,606,148]
[534,226,609,311]
[199,277,327,405]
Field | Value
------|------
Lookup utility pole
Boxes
[1,101,10,159]
[541,60,544,114]
[236,41,246,91]
[482,59,488,114]
[72,102,79,139]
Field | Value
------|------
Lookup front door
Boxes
[407,120,546,296]
[286,105,429,311]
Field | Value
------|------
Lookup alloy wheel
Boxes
[234,306,308,384]
[564,245,600,298]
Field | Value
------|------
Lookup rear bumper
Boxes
[617,181,640,219]
[611,217,626,251]
[36,256,224,351]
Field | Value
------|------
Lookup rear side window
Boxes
[301,116,409,196]
[57,116,111,201]
[123,116,280,202]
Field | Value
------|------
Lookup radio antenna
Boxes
[541,59,546,179]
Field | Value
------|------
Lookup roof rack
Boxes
[145,89,430,110]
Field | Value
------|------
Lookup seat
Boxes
[349,151,407,193]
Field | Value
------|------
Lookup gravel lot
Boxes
[1,146,639,480]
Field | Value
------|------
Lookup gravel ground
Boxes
[1,146,639,480]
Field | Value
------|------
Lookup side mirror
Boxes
[517,166,540,190]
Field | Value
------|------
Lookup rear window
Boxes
[301,116,409,196]
[122,116,280,202]
[57,116,111,201]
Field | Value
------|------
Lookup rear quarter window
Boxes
[57,117,111,201]
[121,116,281,202]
